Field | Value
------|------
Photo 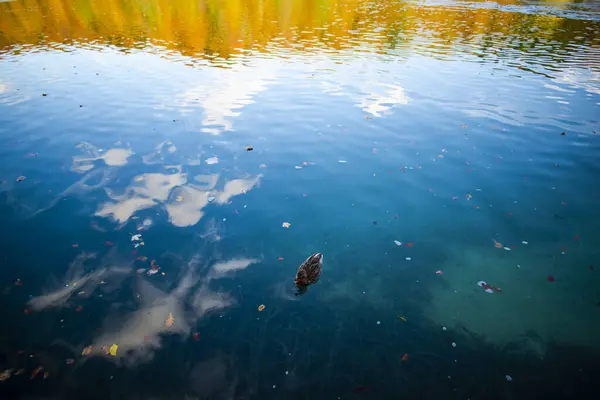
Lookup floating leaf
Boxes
[30,366,43,379]
[282,222,291,228]
[258,304,265,312]
[81,345,92,356]
[165,312,174,328]
[0,369,13,382]
[109,344,118,356]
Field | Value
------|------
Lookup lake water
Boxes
[1,0,600,398]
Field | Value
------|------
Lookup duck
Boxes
[294,253,322,295]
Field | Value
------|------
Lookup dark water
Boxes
[1,0,600,398]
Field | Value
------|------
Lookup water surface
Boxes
[1,0,600,399]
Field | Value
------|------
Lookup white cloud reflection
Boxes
[72,142,133,173]
[90,256,236,366]
[321,67,410,117]
[358,84,410,117]
[209,258,260,279]
[27,252,131,311]
[95,168,261,227]
[177,63,276,135]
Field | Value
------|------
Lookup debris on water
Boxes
[505,375,513,381]
[43,371,49,380]
[493,240,502,248]
[0,369,13,381]
[401,353,409,361]
[560,132,566,136]
[442,326,447,331]
[176,195,183,202]
[15,279,22,286]
[205,156,219,165]
[376,321,381,325]
[277,257,284,261]
[452,342,456,347]
[65,358,75,365]
[522,241,528,245]
[245,146,253,151]
[295,166,302,169]
[165,312,174,328]
[435,270,443,275]
[465,193,472,200]
[16,176,27,182]
[109,344,118,356]
[131,234,142,242]
[398,316,407,322]
[30,366,43,379]
[193,332,200,341]
[75,305,83,312]
[81,346,92,356]
[547,275,555,282]
[282,222,291,228]
[208,196,215,202]
[338,160,347,163]
[406,242,414,247]
[258,304,265,312]
[136,268,146,274]
[405,257,411,261]
[394,240,402,246]
[477,280,501,294]
[503,247,511,251]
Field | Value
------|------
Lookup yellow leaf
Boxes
[258,304,265,312]
[109,344,118,356]
[165,312,174,328]
[81,345,93,356]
